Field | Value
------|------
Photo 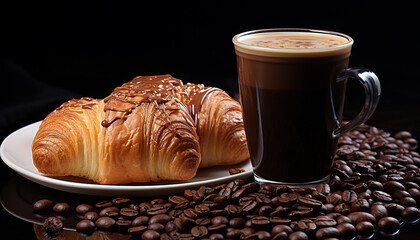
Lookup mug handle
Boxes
[333,67,381,138]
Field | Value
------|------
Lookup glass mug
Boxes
[233,28,381,186]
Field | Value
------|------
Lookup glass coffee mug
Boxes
[233,28,381,186]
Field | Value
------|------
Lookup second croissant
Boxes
[31,75,250,184]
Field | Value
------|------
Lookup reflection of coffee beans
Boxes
[31,125,420,239]
[43,217,63,237]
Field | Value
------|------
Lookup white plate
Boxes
[0,121,253,197]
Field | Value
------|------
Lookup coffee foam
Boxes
[234,31,352,58]
[239,32,348,49]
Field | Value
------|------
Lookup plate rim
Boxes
[0,121,253,195]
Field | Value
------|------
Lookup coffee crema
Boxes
[234,31,353,58]
[239,32,348,49]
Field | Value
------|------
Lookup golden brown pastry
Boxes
[185,84,249,168]
[32,75,249,184]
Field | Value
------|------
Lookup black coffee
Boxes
[239,84,347,183]
[234,30,352,184]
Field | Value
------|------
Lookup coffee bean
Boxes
[314,216,337,227]
[43,217,63,237]
[84,211,99,221]
[147,205,169,215]
[297,197,322,209]
[242,199,258,213]
[408,187,420,201]
[116,219,133,231]
[391,190,411,200]
[209,233,225,240]
[142,229,160,240]
[289,231,308,240]
[383,181,405,193]
[169,195,189,205]
[355,221,375,237]
[75,204,94,215]
[148,222,164,233]
[128,225,148,237]
[288,208,313,220]
[95,201,112,210]
[296,218,317,232]
[315,227,339,240]
[225,204,242,216]
[76,219,96,232]
[149,213,171,225]
[371,204,388,220]
[395,131,412,139]
[272,231,289,240]
[350,199,370,212]
[333,203,351,215]
[191,226,208,238]
[366,180,383,191]
[271,224,293,236]
[132,215,149,226]
[384,203,405,217]
[99,206,119,218]
[95,216,116,230]
[251,216,270,227]
[244,230,271,240]
[400,196,417,207]
[53,202,71,215]
[316,183,331,195]
[347,212,376,224]
[341,190,357,204]
[336,222,356,239]
[372,190,393,202]
[269,217,292,225]
[120,207,138,220]
[377,216,400,233]
[138,202,153,215]
[208,224,227,234]
[196,217,211,226]
[33,199,54,213]
[401,206,420,222]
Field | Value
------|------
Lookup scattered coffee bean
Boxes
[315,227,339,240]
[75,203,93,215]
[401,206,420,222]
[289,231,308,240]
[84,211,99,221]
[355,221,375,237]
[95,216,116,230]
[33,199,53,213]
[76,219,95,232]
[377,216,400,233]
[30,125,420,239]
[53,202,71,215]
[336,222,357,239]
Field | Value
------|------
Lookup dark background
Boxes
[1,0,420,135]
[1,1,420,239]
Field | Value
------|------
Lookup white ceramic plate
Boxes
[0,121,253,197]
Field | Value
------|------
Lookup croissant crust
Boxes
[32,75,249,184]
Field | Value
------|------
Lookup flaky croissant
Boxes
[32,75,249,184]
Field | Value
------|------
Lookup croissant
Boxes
[32,75,249,184]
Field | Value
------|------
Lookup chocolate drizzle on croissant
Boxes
[102,75,187,128]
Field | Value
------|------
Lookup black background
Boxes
[1,1,420,128]
[1,1,420,239]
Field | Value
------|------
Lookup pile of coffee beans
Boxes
[32,124,420,239]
